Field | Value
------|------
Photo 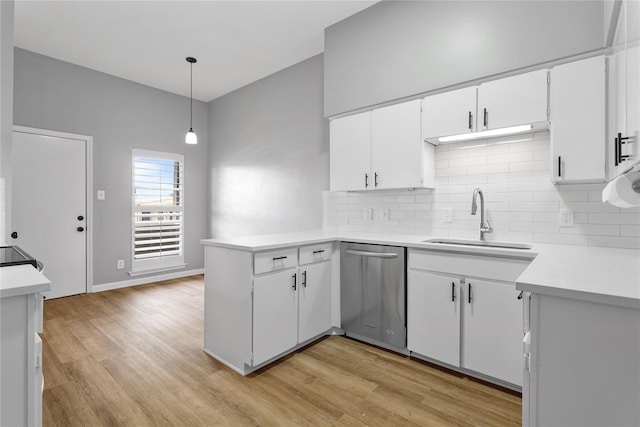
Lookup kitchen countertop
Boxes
[201,231,640,309]
[0,264,51,298]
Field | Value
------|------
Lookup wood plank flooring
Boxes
[42,275,521,426]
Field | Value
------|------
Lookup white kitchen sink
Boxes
[423,238,532,250]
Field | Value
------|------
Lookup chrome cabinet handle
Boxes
[451,282,456,302]
[365,173,369,188]
[468,111,473,130]
[374,172,379,187]
[483,108,488,127]
[272,256,287,261]
[302,271,307,288]
[558,156,562,177]
[292,273,297,291]
[468,283,472,304]
[312,249,325,254]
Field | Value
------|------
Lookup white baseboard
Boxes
[91,268,204,293]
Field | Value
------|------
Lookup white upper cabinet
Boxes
[329,99,434,191]
[478,69,549,130]
[330,112,371,191]
[372,100,430,190]
[422,86,478,139]
[608,0,639,178]
[551,56,606,183]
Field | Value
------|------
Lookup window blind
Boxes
[131,150,185,273]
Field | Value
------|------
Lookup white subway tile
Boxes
[589,235,640,249]
[509,202,559,212]
[448,174,489,185]
[561,201,619,213]
[554,183,606,191]
[488,151,533,164]
[449,229,481,240]
[509,140,550,153]
[534,191,588,202]
[488,231,534,243]
[435,159,450,169]
[468,163,510,175]
[416,210,439,220]
[436,150,468,160]
[434,184,467,194]
[510,222,559,233]
[533,150,550,161]
[575,212,589,224]
[533,212,557,223]
[488,172,534,183]
[390,210,416,220]
[449,156,488,167]
[467,183,509,193]
[509,181,556,192]
[397,195,415,203]
[415,194,434,203]
[437,166,468,177]
[490,211,533,221]
[621,225,640,237]
[509,160,549,172]
[435,176,449,185]
[338,210,361,218]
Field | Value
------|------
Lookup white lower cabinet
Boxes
[462,279,523,386]
[407,270,460,367]
[252,270,299,366]
[298,261,332,343]
[407,249,530,388]
[203,242,333,375]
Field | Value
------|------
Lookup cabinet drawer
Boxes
[254,248,298,275]
[409,249,530,282]
[299,243,332,265]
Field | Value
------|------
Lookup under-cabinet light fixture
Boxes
[185,57,198,145]
[438,124,533,143]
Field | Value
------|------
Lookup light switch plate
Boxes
[443,208,454,223]
[559,209,574,227]
[380,208,390,222]
[363,208,373,222]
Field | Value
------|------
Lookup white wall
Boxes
[207,54,328,238]
[13,49,208,286]
[324,1,605,116]
[324,132,640,249]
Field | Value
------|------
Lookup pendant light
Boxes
[185,56,198,144]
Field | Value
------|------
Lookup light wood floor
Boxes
[42,275,521,426]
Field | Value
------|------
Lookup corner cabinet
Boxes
[407,249,531,388]
[203,242,333,374]
[330,99,435,191]
[550,56,606,183]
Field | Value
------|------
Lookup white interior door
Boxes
[11,130,87,299]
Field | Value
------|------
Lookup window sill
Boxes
[128,263,187,277]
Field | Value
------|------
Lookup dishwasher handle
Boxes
[345,249,398,258]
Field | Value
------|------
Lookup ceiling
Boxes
[13,1,377,102]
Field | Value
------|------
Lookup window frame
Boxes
[130,148,186,275]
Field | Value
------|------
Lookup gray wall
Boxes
[0,0,14,243]
[13,48,208,286]
[208,54,327,238]
[324,0,605,116]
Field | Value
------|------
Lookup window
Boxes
[131,149,185,274]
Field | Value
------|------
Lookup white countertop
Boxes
[202,230,640,308]
[0,264,51,298]
[516,244,640,309]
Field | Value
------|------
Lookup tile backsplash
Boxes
[323,132,640,249]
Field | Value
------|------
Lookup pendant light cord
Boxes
[190,61,193,129]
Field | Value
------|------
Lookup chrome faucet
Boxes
[471,188,493,241]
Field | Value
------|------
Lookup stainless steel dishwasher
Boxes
[340,242,406,350]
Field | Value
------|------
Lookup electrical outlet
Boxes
[117,259,125,269]
[363,208,373,222]
[443,208,454,223]
[97,190,106,200]
[380,208,390,222]
[559,209,574,227]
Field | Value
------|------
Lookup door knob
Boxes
[77,215,84,221]
[11,231,18,239]
[77,227,85,232]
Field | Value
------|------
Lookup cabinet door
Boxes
[371,99,423,189]
[463,279,523,386]
[408,271,460,367]
[422,86,477,140]
[330,112,371,191]
[298,261,332,343]
[253,270,298,366]
[478,69,548,130]
[551,56,606,182]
